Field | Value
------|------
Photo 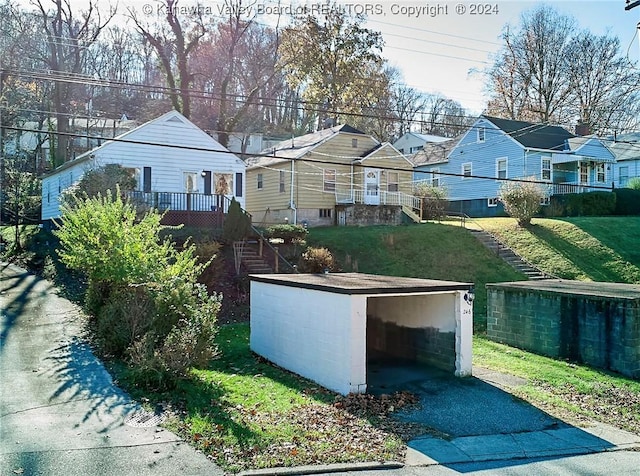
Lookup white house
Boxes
[41,110,246,223]
[392,131,449,156]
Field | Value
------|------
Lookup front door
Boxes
[364,169,380,205]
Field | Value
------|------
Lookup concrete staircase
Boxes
[471,230,550,280]
[240,243,273,274]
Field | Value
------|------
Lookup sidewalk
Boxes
[0,263,223,476]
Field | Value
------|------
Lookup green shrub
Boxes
[499,179,548,226]
[298,247,337,273]
[550,191,616,216]
[265,224,309,243]
[627,177,640,190]
[222,198,251,243]
[54,190,220,387]
[614,188,640,215]
[413,182,448,220]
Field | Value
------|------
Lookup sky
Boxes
[33,0,640,114]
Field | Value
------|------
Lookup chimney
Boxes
[575,122,591,136]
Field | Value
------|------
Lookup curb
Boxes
[238,461,404,476]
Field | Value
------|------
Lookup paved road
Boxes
[0,263,223,476]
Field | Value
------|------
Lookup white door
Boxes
[364,169,380,205]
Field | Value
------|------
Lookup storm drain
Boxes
[124,409,165,428]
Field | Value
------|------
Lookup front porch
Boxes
[551,156,614,195]
[335,187,423,222]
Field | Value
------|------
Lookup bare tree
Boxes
[565,30,640,134]
[128,0,206,119]
[485,5,574,123]
[33,0,115,166]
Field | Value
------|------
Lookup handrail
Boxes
[250,224,299,273]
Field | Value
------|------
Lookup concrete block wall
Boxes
[487,286,640,379]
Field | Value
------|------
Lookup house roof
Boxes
[607,141,640,162]
[357,142,414,166]
[245,124,367,169]
[408,137,461,167]
[483,115,574,151]
[42,110,229,178]
[410,132,450,143]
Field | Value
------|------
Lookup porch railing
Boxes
[335,187,422,210]
[552,182,611,195]
[127,191,232,213]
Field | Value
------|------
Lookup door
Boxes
[579,162,590,185]
[364,169,380,205]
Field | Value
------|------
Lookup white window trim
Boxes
[496,157,507,180]
[257,173,263,190]
[595,163,606,183]
[279,170,285,193]
[462,162,472,180]
[541,157,552,182]
[431,168,440,187]
[323,168,336,193]
[478,127,485,143]
[183,171,199,193]
[488,197,499,207]
[387,171,399,192]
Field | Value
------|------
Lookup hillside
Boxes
[476,217,640,283]
[306,224,525,330]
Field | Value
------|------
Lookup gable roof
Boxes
[357,142,414,166]
[245,124,368,169]
[43,110,230,178]
[482,115,574,151]
[409,137,461,167]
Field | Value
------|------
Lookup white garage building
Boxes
[250,273,474,395]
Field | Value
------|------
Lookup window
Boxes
[319,208,332,218]
[257,173,263,190]
[478,127,485,143]
[488,197,499,207]
[596,163,605,183]
[323,169,336,192]
[214,174,233,195]
[540,196,550,206]
[431,168,440,187]
[496,158,507,180]
[235,173,243,197]
[143,167,152,193]
[45,182,50,204]
[580,163,589,184]
[279,170,285,193]
[541,157,551,181]
[351,138,358,148]
[184,172,199,193]
[462,163,472,179]
[387,171,399,192]
[620,166,629,187]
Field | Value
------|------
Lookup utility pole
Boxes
[0,67,5,229]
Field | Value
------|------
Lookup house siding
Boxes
[41,112,245,221]
[356,146,414,196]
[614,159,640,188]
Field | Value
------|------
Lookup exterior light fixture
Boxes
[464,286,475,304]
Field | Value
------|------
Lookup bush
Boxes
[627,177,640,190]
[549,191,616,217]
[614,188,640,215]
[413,182,448,220]
[264,224,309,243]
[298,247,337,273]
[54,190,220,388]
[222,198,251,243]
[61,164,136,208]
[499,179,548,226]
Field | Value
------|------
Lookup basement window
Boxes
[488,197,499,207]
[319,208,332,218]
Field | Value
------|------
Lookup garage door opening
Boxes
[366,293,463,393]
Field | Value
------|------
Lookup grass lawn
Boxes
[476,217,640,283]
[474,337,640,434]
[307,224,525,330]
[118,324,424,473]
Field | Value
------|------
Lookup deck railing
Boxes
[552,182,611,195]
[335,187,422,211]
[127,191,232,213]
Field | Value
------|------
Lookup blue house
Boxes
[411,116,616,217]
[607,134,640,188]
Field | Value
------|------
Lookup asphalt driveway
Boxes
[0,263,222,476]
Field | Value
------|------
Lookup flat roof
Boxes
[250,273,472,295]
[487,279,640,300]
